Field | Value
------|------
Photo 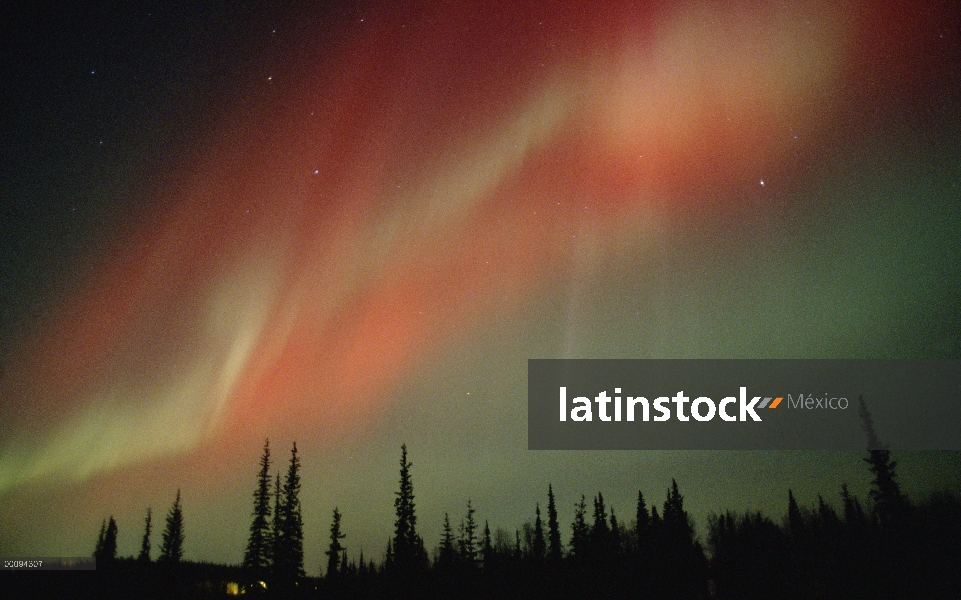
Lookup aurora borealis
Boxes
[1,0,959,571]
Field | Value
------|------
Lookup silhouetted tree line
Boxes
[705,398,961,600]
[308,397,960,599]
[18,397,957,599]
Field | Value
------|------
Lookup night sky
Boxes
[1,0,960,573]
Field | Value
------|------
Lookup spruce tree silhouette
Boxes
[858,395,906,528]
[358,549,367,580]
[458,499,478,568]
[662,479,694,559]
[159,490,184,564]
[532,503,546,562]
[243,439,273,577]
[546,484,562,562]
[438,513,456,568]
[817,494,839,529]
[326,507,346,578]
[609,506,621,554]
[633,489,653,595]
[659,480,705,599]
[274,442,305,587]
[138,507,152,563]
[96,516,118,565]
[392,444,424,575]
[94,519,105,559]
[787,489,803,537]
[591,492,610,561]
[481,521,494,571]
[662,480,689,534]
[270,471,282,567]
[570,495,589,563]
[636,490,651,556]
[841,483,858,526]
